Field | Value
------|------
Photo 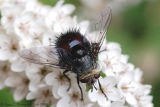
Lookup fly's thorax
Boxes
[74,54,95,73]
[71,45,87,58]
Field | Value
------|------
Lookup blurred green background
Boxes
[0,0,160,106]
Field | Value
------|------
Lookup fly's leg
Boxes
[63,70,71,91]
[93,84,97,90]
[99,49,107,53]
[98,79,108,100]
[77,75,83,101]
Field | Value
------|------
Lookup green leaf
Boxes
[100,71,106,78]
[38,0,58,6]
[0,88,33,107]
[85,85,92,92]
[0,12,1,19]
[64,0,82,7]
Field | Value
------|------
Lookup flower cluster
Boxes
[0,0,153,107]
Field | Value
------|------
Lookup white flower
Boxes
[5,72,29,101]
[45,69,72,99]
[0,0,153,107]
[45,0,75,33]
[14,11,46,39]
[88,77,123,107]
[117,68,143,97]
[0,4,23,34]
[26,86,56,107]
[57,84,90,107]
[99,51,126,75]
[0,33,19,61]
[24,0,50,16]
[98,42,129,77]
[125,84,153,107]
[27,66,51,92]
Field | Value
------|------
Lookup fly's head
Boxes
[79,70,100,87]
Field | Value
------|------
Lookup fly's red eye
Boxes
[94,73,100,79]
[80,78,89,83]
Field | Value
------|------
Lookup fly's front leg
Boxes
[63,70,71,91]
[77,75,83,101]
[98,79,108,100]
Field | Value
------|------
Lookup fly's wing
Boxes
[85,7,112,56]
[19,46,60,68]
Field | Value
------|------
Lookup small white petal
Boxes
[26,91,39,100]
[11,60,26,72]
[57,85,68,98]
[52,87,60,99]
[111,102,126,107]
[97,94,111,107]
[5,77,20,87]
[126,93,137,105]
[107,88,122,101]
[88,89,98,102]
[57,96,73,107]
[45,72,56,86]
[79,21,89,35]
[61,4,75,15]
[14,87,28,102]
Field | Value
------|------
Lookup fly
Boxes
[19,7,112,100]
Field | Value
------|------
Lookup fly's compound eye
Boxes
[94,73,100,79]
[80,77,89,83]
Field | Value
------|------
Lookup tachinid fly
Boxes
[19,7,112,100]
